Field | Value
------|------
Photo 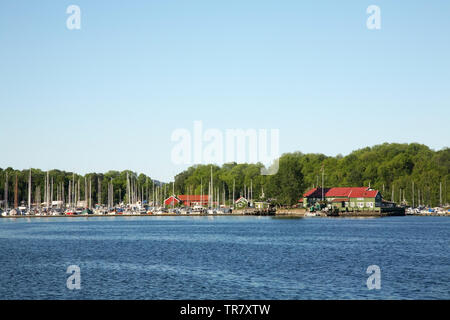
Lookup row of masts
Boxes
[1,170,165,210]
[1,168,261,210]
[194,166,255,208]
[385,182,445,207]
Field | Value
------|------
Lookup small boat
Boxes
[94,209,106,215]
[81,208,94,215]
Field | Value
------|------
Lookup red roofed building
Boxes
[164,195,210,207]
[299,187,382,211]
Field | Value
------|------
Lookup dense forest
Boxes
[1,143,449,208]
[174,143,449,207]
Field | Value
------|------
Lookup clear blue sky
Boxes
[1,1,449,182]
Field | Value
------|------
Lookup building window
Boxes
[357,202,364,208]
[366,202,374,208]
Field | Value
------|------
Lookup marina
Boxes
[2,205,448,218]
[0,148,449,219]
[0,171,448,218]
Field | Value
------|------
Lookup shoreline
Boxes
[0,213,257,218]
[1,213,448,219]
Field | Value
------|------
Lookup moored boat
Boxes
[81,208,93,215]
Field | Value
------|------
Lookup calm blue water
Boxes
[0,216,449,299]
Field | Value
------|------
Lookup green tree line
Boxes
[173,143,449,207]
[1,143,449,207]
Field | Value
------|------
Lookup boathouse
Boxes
[299,187,382,211]
[235,197,249,209]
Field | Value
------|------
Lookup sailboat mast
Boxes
[321,166,324,201]
[28,169,32,211]
[208,181,211,208]
[72,174,75,209]
[14,174,18,209]
[3,172,7,210]
[45,171,49,208]
[89,177,92,209]
[210,166,213,208]
[111,178,114,207]
[50,176,53,207]
[233,179,235,209]
[126,172,131,205]
[98,177,102,206]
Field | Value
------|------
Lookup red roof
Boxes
[177,195,209,201]
[303,187,378,199]
[164,195,210,206]
[235,197,248,203]
[303,188,318,197]
[164,196,181,206]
